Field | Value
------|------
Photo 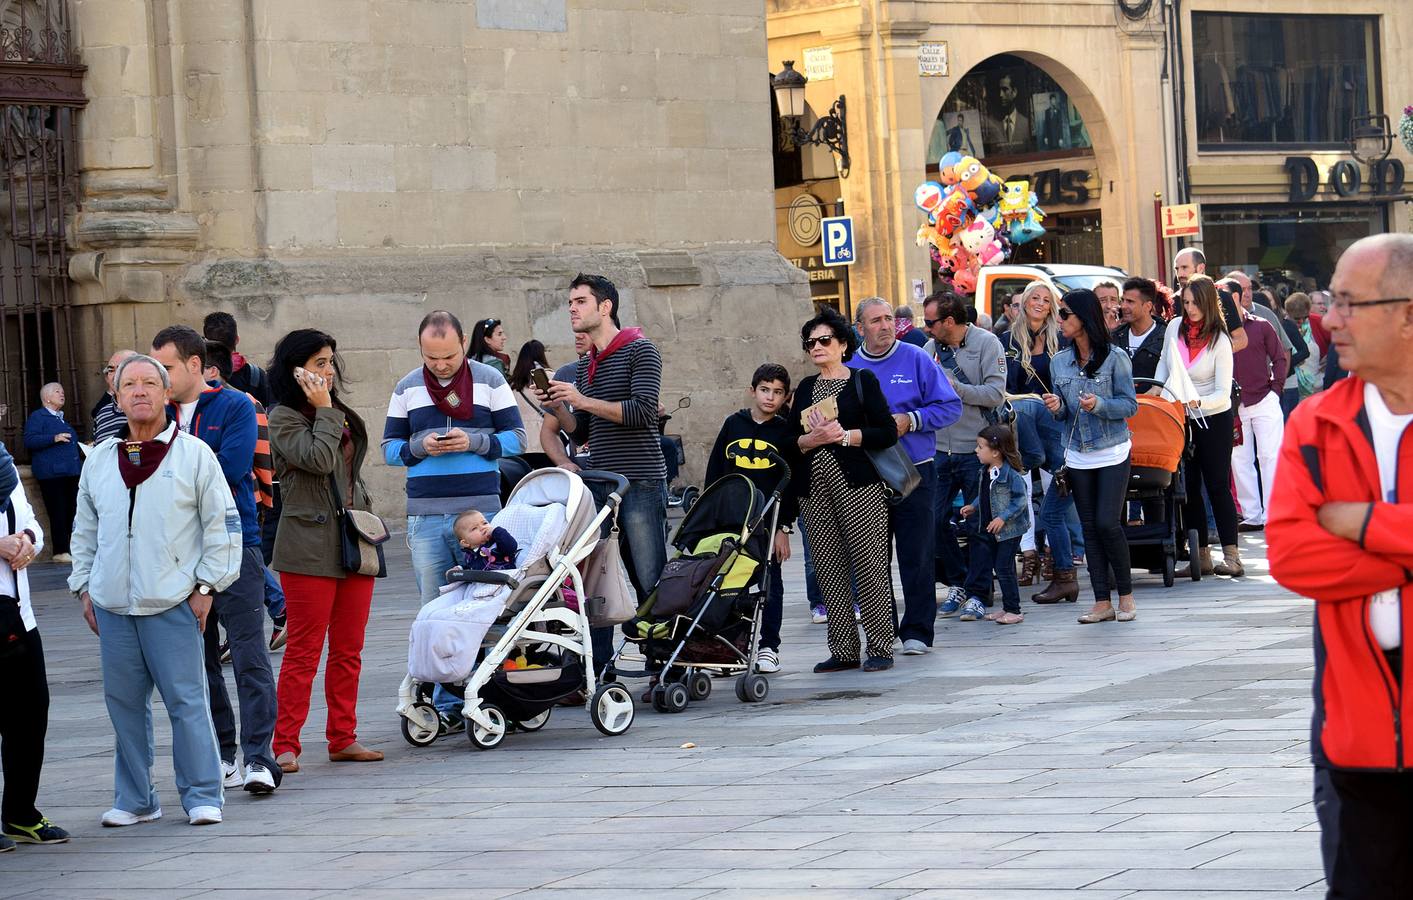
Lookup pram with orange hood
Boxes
[1122,377,1200,586]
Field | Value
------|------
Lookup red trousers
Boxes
[273,572,374,757]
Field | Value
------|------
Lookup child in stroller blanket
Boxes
[454,509,520,572]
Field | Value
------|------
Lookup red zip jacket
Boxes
[1268,375,1412,771]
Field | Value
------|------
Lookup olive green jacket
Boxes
[269,402,372,579]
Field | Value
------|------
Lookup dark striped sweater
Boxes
[573,338,666,480]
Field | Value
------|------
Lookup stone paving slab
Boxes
[2,534,1327,897]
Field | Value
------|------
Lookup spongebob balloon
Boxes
[999,181,1032,225]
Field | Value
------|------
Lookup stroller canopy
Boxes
[1127,396,1187,473]
[674,473,766,559]
[505,468,598,552]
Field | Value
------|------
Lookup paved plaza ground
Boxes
[2,532,1325,899]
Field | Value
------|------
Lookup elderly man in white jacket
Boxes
[68,355,242,829]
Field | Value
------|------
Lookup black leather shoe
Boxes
[813,656,861,673]
[862,656,894,672]
[1238,522,1264,533]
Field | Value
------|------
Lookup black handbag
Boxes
[851,375,921,505]
[328,474,389,578]
[0,506,28,660]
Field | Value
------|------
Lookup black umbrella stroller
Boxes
[607,446,791,713]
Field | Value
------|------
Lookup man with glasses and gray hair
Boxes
[1268,233,1413,896]
[91,349,138,443]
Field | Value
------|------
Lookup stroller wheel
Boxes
[400,702,440,747]
[687,670,713,702]
[515,709,551,732]
[653,682,690,714]
[467,704,508,750]
[1163,551,1176,588]
[590,684,635,736]
[1186,528,1202,581]
[735,673,769,704]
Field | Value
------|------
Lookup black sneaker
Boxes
[813,657,861,673]
[438,711,466,735]
[862,656,894,672]
[3,817,70,844]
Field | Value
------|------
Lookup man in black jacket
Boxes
[1113,277,1166,382]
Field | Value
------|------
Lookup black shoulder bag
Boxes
[328,473,389,578]
[935,342,1015,426]
[851,374,920,505]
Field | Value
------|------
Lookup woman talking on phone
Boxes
[788,306,899,673]
[1042,290,1139,624]
[266,329,382,772]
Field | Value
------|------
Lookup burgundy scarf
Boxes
[422,359,474,418]
[586,327,642,386]
[117,435,173,489]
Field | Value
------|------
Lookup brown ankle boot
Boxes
[1017,550,1040,586]
[1040,550,1055,581]
[1213,544,1245,577]
[1176,546,1214,578]
[1032,568,1080,604]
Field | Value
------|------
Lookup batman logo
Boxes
[728,438,779,470]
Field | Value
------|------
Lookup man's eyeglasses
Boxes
[1329,296,1411,316]
[802,335,837,350]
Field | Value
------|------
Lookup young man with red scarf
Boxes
[382,310,525,725]
[543,274,666,670]
[1268,234,1413,897]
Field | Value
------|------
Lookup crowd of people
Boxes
[0,236,1407,897]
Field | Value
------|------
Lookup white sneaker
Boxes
[901,639,929,655]
[221,760,244,789]
[50,553,72,564]
[243,764,276,795]
[755,648,781,674]
[101,807,161,827]
[188,806,222,826]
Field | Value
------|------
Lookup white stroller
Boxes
[395,468,637,750]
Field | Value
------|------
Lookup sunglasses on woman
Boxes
[1057,308,1074,320]
[802,335,837,350]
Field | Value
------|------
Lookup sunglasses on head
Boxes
[482,318,501,328]
[1057,308,1074,320]
[802,335,837,350]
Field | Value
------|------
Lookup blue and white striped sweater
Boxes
[381,361,525,516]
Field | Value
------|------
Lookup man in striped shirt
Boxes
[543,274,667,615]
[90,349,137,443]
[383,310,525,602]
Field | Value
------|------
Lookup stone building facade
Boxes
[24,0,813,518]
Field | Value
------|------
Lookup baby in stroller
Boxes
[453,509,519,572]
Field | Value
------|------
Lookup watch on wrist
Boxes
[840,431,851,447]
[195,584,214,597]
[779,524,795,535]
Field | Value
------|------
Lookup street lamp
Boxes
[1349,114,1393,165]
[772,60,850,178]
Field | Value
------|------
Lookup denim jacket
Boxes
[1050,347,1138,453]
[965,462,1031,542]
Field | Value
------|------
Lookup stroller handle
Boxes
[724,445,793,492]
[576,469,630,498]
[1133,377,1181,403]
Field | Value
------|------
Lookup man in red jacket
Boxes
[1268,233,1413,897]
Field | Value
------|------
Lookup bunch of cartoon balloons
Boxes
[915,151,1046,294]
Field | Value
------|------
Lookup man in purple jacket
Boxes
[1229,304,1289,531]
[850,298,962,655]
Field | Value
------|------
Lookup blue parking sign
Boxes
[820,216,855,267]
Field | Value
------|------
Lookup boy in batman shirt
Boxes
[704,364,800,674]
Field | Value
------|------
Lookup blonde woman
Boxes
[1006,280,1061,397]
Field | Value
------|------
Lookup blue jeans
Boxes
[263,565,286,621]
[759,557,783,651]
[965,533,1022,613]
[204,547,278,770]
[1281,387,1301,420]
[96,603,223,815]
[893,460,939,645]
[934,451,982,586]
[1039,478,1076,570]
[408,513,474,716]
[800,518,825,608]
[588,478,668,672]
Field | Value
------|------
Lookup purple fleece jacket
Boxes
[849,340,962,463]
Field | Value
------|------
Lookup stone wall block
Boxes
[328,42,390,95]
[258,144,314,191]
[312,144,396,192]
[256,93,328,144]
[254,42,334,93]
[263,190,338,249]
[254,0,371,44]
[429,147,497,192]
[334,192,396,247]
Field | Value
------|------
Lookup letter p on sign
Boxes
[821,216,856,267]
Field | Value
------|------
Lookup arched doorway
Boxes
[926,54,1106,268]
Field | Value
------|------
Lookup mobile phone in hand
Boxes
[530,367,551,393]
[434,433,456,442]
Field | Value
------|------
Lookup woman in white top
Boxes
[0,471,70,847]
[1154,275,1243,577]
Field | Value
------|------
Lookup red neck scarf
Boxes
[894,318,915,339]
[117,425,175,489]
[422,359,474,418]
[1182,318,1208,356]
[231,350,248,373]
[586,327,642,386]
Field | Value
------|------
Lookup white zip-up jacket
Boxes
[68,422,242,615]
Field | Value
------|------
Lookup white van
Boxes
[973,263,1129,323]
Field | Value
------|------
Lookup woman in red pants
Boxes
[266,329,381,772]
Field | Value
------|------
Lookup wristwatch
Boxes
[840,430,851,447]
[779,524,795,535]
[195,584,214,597]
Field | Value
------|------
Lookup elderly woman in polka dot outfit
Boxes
[788,306,901,673]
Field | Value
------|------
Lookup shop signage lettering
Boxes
[1007,168,1091,206]
[1284,156,1406,202]
[789,257,841,282]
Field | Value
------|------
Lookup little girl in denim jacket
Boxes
[959,425,1032,625]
